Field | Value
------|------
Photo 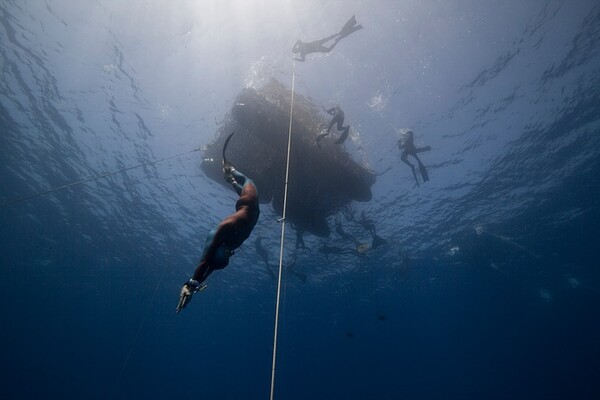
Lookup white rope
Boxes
[270,59,296,400]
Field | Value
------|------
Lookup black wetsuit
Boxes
[317,107,350,146]
[399,131,430,185]
[292,15,363,62]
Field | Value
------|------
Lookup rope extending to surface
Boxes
[270,59,296,400]
[0,148,202,208]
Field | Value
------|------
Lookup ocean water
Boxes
[1,1,600,399]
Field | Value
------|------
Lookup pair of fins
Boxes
[316,126,350,148]
[410,161,429,187]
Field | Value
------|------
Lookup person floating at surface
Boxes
[316,106,350,147]
[176,133,260,313]
[292,15,363,62]
[332,15,363,47]
[398,130,431,186]
[358,211,387,249]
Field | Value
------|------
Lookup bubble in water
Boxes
[566,275,581,289]
[539,289,552,302]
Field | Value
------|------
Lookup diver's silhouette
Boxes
[176,133,259,313]
[398,130,431,186]
[316,106,350,147]
[294,226,309,250]
[293,15,363,62]
[358,211,387,249]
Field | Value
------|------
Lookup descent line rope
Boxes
[270,59,296,400]
[0,147,202,208]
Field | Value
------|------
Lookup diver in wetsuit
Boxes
[358,211,387,249]
[398,130,431,186]
[316,106,351,147]
[295,227,309,250]
[292,15,363,62]
[293,33,339,62]
[176,133,260,313]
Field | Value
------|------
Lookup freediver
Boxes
[397,130,431,186]
[176,133,260,313]
[292,15,363,62]
[293,225,310,251]
[358,211,387,249]
[316,105,351,147]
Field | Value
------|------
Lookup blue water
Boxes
[2,1,600,399]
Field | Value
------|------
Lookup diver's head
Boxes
[406,130,414,137]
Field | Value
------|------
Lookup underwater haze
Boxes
[2,0,600,399]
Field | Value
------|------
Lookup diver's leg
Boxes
[316,33,341,51]
[401,153,414,168]
[414,155,429,182]
[334,126,350,144]
[335,116,345,131]
[227,168,247,195]
[402,153,419,186]
[326,118,336,135]
[193,226,220,282]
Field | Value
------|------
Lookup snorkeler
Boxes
[176,133,260,313]
[292,15,363,62]
[358,211,387,249]
[398,130,431,186]
[316,106,350,147]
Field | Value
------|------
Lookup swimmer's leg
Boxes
[401,154,419,186]
[334,126,350,144]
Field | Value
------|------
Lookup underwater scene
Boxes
[1,1,600,399]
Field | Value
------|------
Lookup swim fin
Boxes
[222,131,235,166]
[338,15,363,39]
[418,161,429,182]
[316,132,328,148]
[371,234,387,249]
[334,126,350,144]
[410,165,420,187]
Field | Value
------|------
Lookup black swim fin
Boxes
[418,161,429,182]
[339,15,363,38]
[410,165,420,187]
[371,234,387,249]
[222,131,235,165]
[316,132,328,148]
[334,126,350,144]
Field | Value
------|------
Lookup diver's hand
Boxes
[175,280,205,313]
